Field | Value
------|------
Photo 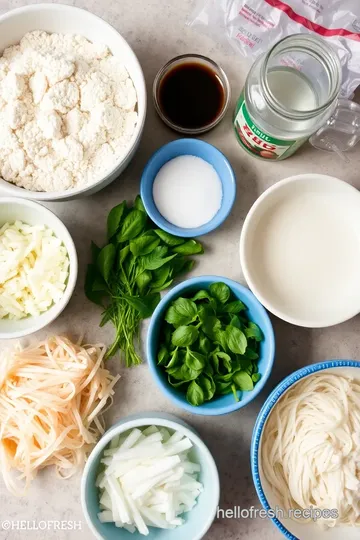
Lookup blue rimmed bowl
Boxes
[140,139,236,237]
[251,360,360,540]
[81,412,220,540]
[146,276,275,416]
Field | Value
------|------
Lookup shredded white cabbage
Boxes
[262,373,360,528]
[0,220,70,319]
[0,336,120,497]
[97,426,203,535]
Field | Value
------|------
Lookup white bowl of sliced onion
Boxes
[0,197,77,338]
[251,361,360,540]
[81,412,220,540]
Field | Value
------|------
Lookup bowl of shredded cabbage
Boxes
[0,197,77,338]
[81,412,219,540]
[251,361,360,540]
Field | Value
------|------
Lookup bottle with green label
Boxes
[233,34,341,161]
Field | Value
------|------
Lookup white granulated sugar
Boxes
[0,31,138,192]
[152,155,223,229]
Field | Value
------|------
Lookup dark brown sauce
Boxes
[158,62,225,130]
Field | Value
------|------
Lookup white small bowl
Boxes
[0,197,78,339]
[81,412,220,540]
[0,3,146,201]
[240,174,360,328]
[251,361,360,540]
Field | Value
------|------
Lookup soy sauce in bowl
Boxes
[153,54,230,134]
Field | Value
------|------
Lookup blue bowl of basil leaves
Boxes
[146,276,275,415]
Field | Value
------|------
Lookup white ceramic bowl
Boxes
[0,3,146,202]
[240,174,360,328]
[81,412,220,540]
[0,197,78,338]
[251,361,360,540]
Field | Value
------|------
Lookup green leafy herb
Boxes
[97,244,116,284]
[157,281,264,405]
[172,326,199,347]
[209,282,230,304]
[225,325,247,355]
[107,201,127,239]
[172,239,204,255]
[186,380,205,406]
[233,371,254,391]
[85,195,204,367]
[165,298,197,327]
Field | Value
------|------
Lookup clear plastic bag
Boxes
[188,0,360,97]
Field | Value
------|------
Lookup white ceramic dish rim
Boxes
[80,412,220,540]
[239,173,360,328]
[0,197,78,339]
[0,3,146,201]
[250,360,360,540]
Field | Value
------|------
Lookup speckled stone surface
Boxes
[1,0,360,538]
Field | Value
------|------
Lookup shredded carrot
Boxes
[0,336,120,497]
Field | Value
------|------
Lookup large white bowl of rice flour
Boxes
[240,174,360,328]
[0,4,146,201]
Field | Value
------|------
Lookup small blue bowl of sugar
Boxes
[140,139,236,237]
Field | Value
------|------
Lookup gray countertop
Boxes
[1,0,360,539]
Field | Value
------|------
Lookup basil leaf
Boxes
[216,351,233,373]
[165,298,198,327]
[166,347,182,369]
[252,373,261,383]
[136,270,152,294]
[91,241,101,263]
[211,350,220,374]
[243,348,259,360]
[84,265,105,306]
[185,349,206,371]
[130,235,160,257]
[198,374,215,401]
[157,344,169,366]
[141,246,177,270]
[97,244,116,284]
[172,239,204,255]
[154,229,185,246]
[134,195,146,213]
[215,379,232,395]
[171,326,199,347]
[151,279,174,293]
[167,363,201,382]
[116,210,147,243]
[186,380,205,406]
[151,264,171,289]
[162,323,173,348]
[107,201,127,239]
[198,333,212,356]
[92,275,108,292]
[244,322,263,342]
[209,282,231,304]
[225,325,247,355]
[123,292,160,318]
[201,315,221,339]
[214,329,229,351]
[117,245,130,268]
[229,314,241,329]
[221,300,246,314]
[233,371,254,391]
[191,290,213,303]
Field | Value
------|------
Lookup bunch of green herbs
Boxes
[85,196,204,367]
[157,282,263,406]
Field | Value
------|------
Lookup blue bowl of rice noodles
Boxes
[251,360,360,540]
